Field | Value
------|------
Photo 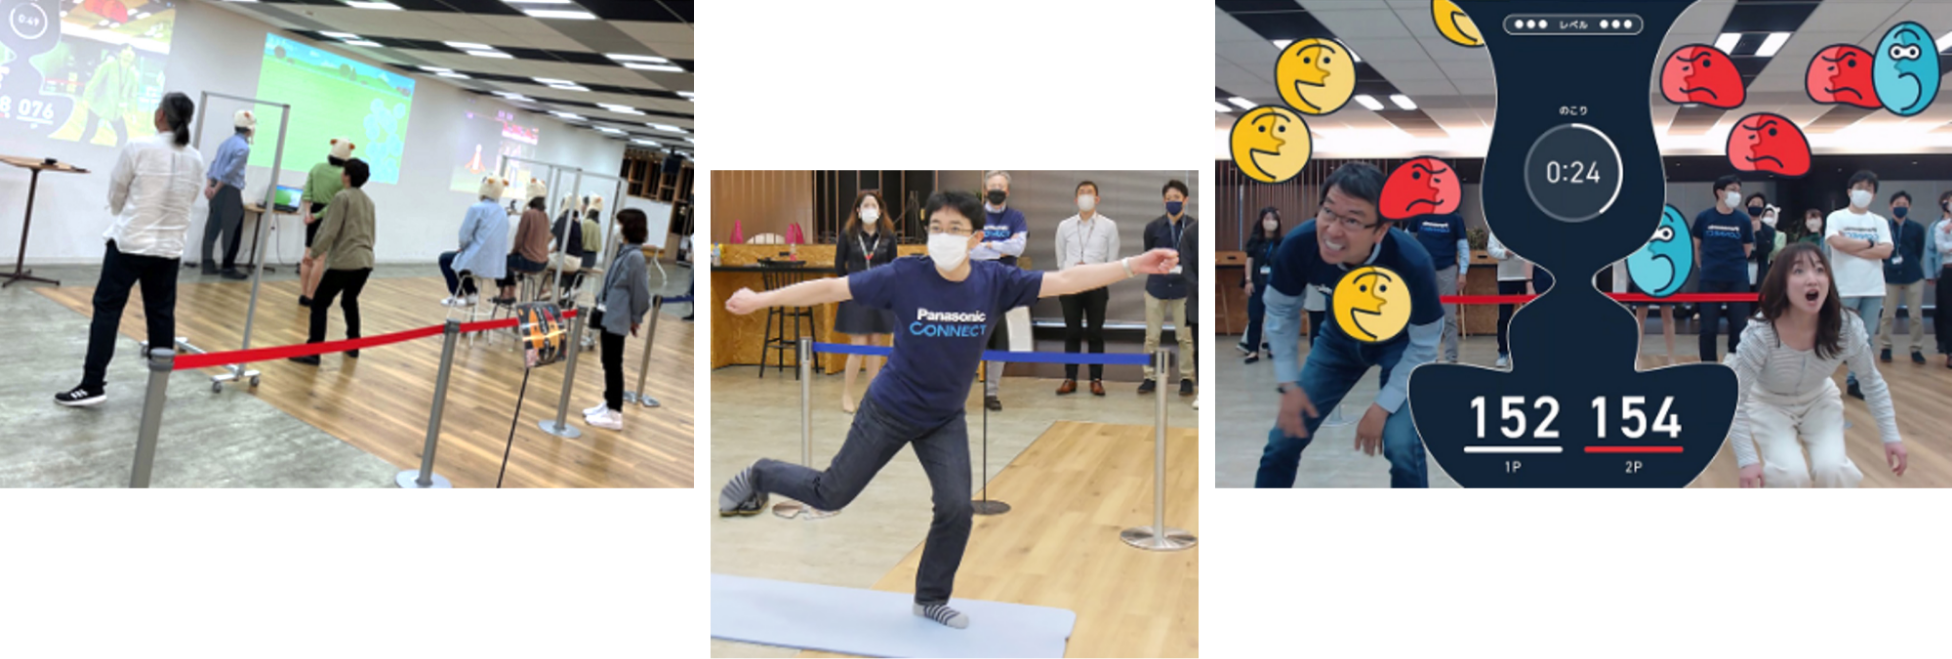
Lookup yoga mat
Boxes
[710,574,1076,658]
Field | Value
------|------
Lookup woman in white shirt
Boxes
[1726,242,1908,487]
[57,92,206,407]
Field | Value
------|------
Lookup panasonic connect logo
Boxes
[910,307,989,337]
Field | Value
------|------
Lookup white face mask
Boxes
[1761,209,1777,228]
[1723,191,1741,209]
[1264,219,1279,231]
[860,207,879,224]
[1077,195,1095,212]
[1807,219,1822,232]
[928,232,969,272]
[1850,189,1873,209]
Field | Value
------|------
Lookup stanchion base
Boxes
[770,501,838,519]
[538,419,583,439]
[624,391,661,408]
[1120,526,1197,551]
[1321,403,1355,428]
[972,499,1011,515]
[395,470,452,489]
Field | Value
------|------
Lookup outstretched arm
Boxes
[1039,248,1178,298]
[726,277,851,315]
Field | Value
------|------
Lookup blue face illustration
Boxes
[1874,21,1938,116]
[1627,205,1693,297]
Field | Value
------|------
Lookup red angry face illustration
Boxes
[1379,157,1460,220]
[1727,113,1810,177]
[1661,45,1745,108]
[1807,44,1879,108]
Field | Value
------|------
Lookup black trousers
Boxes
[200,184,244,269]
[1938,265,1952,354]
[310,268,372,344]
[83,241,178,390]
[1058,286,1109,380]
[1697,279,1749,362]
[602,324,627,411]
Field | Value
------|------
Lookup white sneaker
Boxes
[440,296,462,307]
[1234,342,1251,356]
[1495,355,1510,368]
[587,409,623,430]
[583,402,610,417]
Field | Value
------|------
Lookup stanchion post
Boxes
[398,321,459,488]
[1121,349,1196,551]
[130,348,174,488]
[774,338,834,519]
[625,295,662,407]
[538,310,586,439]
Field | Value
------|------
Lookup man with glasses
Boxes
[1257,162,1445,488]
[717,190,1181,629]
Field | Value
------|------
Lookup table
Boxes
[1,155,91,288]
[240,203,285,273]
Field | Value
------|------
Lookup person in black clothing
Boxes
[833,190,900,413]
[1240,206,1282,364]
[1746,192,1777,293]
[551,195,587,300]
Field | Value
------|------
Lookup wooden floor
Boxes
[801,421,1199,658]
[38,274,693,488]
[1623,353,1952,488]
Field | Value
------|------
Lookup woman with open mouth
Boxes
[1724,242,1910,487]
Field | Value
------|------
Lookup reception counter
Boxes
[1215,249,1506,337]
[709,243,926,374]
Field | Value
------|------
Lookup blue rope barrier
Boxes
[812,342,1153,366]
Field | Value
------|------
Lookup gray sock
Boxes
[718,465,756,513]
[914,603,969,629]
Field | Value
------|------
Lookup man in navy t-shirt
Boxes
[716,190,1181,629]
[1259,162,1446,488]
[1403,211,1469,362]
[1693,174,1756,362]
[975,171,1029,411]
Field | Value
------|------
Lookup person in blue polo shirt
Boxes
[716,190,1180,629]
[1258,162,1445,488]
[1403,209,1468,362]
[1693,174,1756,362]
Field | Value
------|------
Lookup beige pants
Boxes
[1143,293,1195,383]
[1748,379,1863,488]
[1878,281,1926,353]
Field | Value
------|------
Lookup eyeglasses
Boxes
[1317,207,1381,233]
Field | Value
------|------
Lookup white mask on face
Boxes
[1850,189,1873,209]
[928,232,969,271]
[1264,219,1279,231]
[1077,195,1096,212]
[1723,191,1741,209]
[860,208,879,224]
[1807,219,1822,232]
[1761,209,1777,228]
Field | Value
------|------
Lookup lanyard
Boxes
[1167,218,1187,251]
[857,231,880,266]
[1073,217,1094,267]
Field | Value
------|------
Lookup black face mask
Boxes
[986,190,1007,205]
[1747,205,1764,217]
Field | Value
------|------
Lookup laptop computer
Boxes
[273,185,303,213]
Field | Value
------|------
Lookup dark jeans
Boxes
[1697,279,1749,362]
[83,111,128,148]
[1496,280,1525,356]
[310,268,372,344]
[1257,330,1427,488]
[750,398,972,604]
[438,252,478,296]
[601,323,626,411]
[200,184,244,269]
[1058,286,1109,380]
[1244,282,1268,353]
[496,253,547,289]
[1939,266,1952,354]
[83,241,178,390]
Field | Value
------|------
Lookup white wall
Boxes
[0,0,625,265]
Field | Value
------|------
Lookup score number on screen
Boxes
[0,96,57,125]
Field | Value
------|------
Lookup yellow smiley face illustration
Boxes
[1432,0,1484,48]
[1276,38,1356,115]
[1332,266,1412,343]
[1229,105,1311,184]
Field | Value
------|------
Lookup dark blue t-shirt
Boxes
[1270,220,1445,344]
[850,256,1045,426]
[1692,208,1755,284]
[980,207,1028,268]
[1403,213,1467,268]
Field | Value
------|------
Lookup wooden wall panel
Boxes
[709,170,813,243]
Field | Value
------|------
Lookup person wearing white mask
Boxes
[1053,180,1120,395]
[1930,190,1952,369]
[1692,175,1756,363]
[832,190,899,412]
[57,93,205,407]
[1823,170,1894,399]
[717,190,1179,629]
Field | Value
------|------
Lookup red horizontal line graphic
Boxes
[1439,292,1759,305]
[1583,446,1684,454]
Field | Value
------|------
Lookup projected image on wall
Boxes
[450,107,539,198]
[0,0,178,147]
[251,33,415,184]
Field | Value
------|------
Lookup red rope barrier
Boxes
[170,308,579,371]
[1440,292,1760,305]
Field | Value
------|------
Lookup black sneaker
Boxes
[288,355,321,366]
[1912,351,1926,365]
[200,260,218,275]
[54,386,106,407]
[298,296,312,307]
[1244,354,1261,365]
[1179,379,1195,397]
[984,395,1002,411]
[347,349,360,359]
[1847,381,1864,399]
[221,268,249,280]
[1880,348,1892,363]
[1137,379,1156,394]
